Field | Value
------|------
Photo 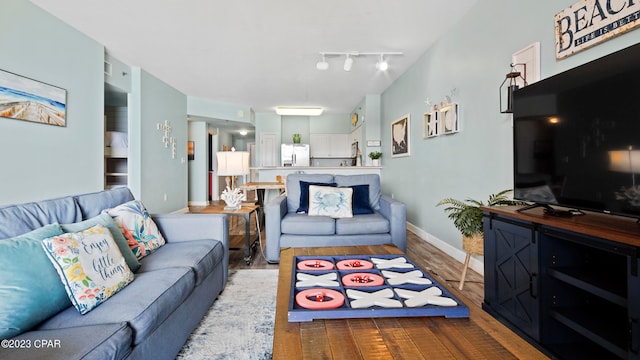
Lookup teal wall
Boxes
[279,114,351,141]
[352,95,382,165]
[0,0,188,212]
[379,0,640,256]
[188,96,253,125]
[104,53,132,94]
[0,0,104,205]
[254,112,282,166]
[131,68,188,213]
[281,116,310,144]
[310,114,351,134]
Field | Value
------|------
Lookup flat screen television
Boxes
[513,42,640,218]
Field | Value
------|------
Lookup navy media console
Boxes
[482,206,640,360]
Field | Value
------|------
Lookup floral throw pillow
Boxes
[107,200,166,260]
[41,224,135,314]
[308,185,353,218]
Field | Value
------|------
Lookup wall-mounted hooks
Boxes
[157,120,177,159]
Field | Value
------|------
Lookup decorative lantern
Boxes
[499,63,527,113]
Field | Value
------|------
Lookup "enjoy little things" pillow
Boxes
[41,224,135,314]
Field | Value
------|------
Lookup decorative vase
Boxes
[372,159,380,166]
[292,134,301,143]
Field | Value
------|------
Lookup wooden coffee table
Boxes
[273,245,548,359]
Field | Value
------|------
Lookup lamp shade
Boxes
[608,148,640,173]
[216,151,250,176]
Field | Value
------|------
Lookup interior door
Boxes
[261,132,278,167]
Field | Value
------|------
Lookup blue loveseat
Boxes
[265,173,406,262]
[0,188,228,360]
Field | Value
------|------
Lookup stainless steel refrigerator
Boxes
[281,144,310,167]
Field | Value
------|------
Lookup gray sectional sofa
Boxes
[265,173,406,262]
[0,187,228,360]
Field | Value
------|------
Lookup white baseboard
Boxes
[406,222,484,276]
[172,207,190,214]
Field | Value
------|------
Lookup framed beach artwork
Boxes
[391,114,410,157]
[0,69,67,127]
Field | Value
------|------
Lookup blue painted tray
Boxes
[288,255,469,322]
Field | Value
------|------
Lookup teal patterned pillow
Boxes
[41,224,135,314]
[308,185,353,218]
[107,200,165,260]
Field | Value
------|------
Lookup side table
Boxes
[239,182,285,207]
[193,201,259,264]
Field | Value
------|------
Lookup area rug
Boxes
[176,269,279,360]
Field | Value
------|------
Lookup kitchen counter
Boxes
[255,166,381,182]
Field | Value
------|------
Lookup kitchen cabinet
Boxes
[310,134,350,158]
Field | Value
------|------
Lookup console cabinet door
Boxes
[484,216,540,341]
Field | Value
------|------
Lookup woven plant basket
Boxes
[462,234,484,256]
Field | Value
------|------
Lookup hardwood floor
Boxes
[223,212,484,308]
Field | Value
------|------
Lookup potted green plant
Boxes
[437,189,526,289]
[368,151,382,166]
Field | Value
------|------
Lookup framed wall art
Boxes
[423,111,438,138]
[391,114,410,157]
[0,69,67,127]
[439,103,458,135]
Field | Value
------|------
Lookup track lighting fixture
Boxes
[315,51,402,72]
[343,55,354,71]
[376,54,389,71]
[316,51,403,71]
[316,54,329,70]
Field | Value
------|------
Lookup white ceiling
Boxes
[30,0,478,118]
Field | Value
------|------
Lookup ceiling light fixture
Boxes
[316,51,402,72]
[275,106,324,116]
[376,54,389,71]
[316,53,329,70]
[343,54,354,71]
[239,130,248,136]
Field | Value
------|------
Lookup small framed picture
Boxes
[351,113,358,126]
[423,111,438,138]
[440,103,458,135]
[391,114,410,157]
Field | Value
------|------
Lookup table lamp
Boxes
[216,150,250,210]
[609,146,640,207]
